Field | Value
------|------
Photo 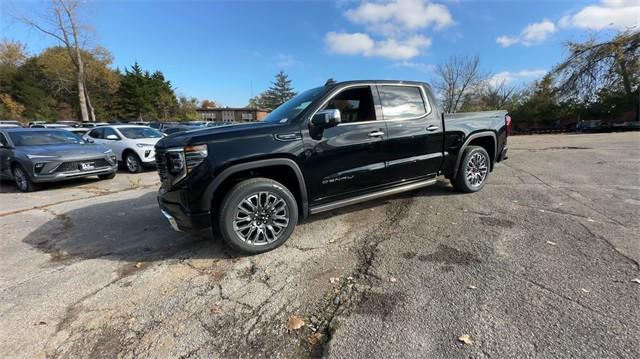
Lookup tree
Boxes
[115,63,178,120]
[0,39,28,69]
[480,79,516,110]
[254,71,297,110]
[200,99,218,109]
[434,55,485,113]
[552,30,639,102]
[0,93,25,120]
[17,0,96,121]
[177,96,200,120]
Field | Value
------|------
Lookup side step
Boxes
[309,178,437,215]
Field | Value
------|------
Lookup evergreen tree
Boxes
[256,71,297,110]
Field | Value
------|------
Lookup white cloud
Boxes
[496,35,519,47]
[559,0,640,30]
[326,1,452,60]
[488,69,547,87]
[346,0,454,35]
[393,60,435,73]
[496,19,557,47]
[325,32,431,60]
[276,54,297,68]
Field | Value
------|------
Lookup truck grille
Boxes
[155,149,169,184]
[54,159,111,173]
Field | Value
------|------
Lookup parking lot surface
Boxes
[1,132,639,358]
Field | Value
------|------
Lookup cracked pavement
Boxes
[1,132,639,358]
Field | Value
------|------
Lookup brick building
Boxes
[196,108,269,123]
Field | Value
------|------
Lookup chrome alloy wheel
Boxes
[466,152,488,187]
[233,191,290,246]
[126,154,139,172]
[13,167,28,191]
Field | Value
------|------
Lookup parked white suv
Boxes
[83,125,164,172]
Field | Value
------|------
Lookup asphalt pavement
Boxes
[1,132,638,358]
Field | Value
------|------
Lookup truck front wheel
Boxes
[453,146,490,193]
[218,177,298,253]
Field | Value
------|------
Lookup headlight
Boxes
[136,143,154,148]
[26,154,58,159]
[184,145,208,173]
[165,144,208,183]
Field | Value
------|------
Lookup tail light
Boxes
[505,115,512,135]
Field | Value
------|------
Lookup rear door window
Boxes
[378,86,427,120]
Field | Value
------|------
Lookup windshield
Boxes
[261,86,328,123]
[118,127,164,139]
[9,130,84,146]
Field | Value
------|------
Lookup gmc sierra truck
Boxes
[155,80,510,253]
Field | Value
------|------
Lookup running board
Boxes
[309,178,437,215]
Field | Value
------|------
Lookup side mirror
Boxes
[85,138,95,143]
[311,109,341,128]
[105,134,119,140]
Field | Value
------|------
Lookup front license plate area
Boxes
[79,162,95,171]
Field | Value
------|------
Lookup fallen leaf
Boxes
[631,278,640,284]
[458,334,473,345]
[37,321,47,326]
[287,315,304,331]
[307,332,325,345]
[468,285,477,289]
[546,241,557,246]
[134,262,143,268]
[587,218,595,222]
[389,277,397,283]
[211,304,222,315]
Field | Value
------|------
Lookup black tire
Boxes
[98,172,116,180]
[12,164,37,192]
[218,177,298,254]
[453,146,490,193]
[123,152,142,173]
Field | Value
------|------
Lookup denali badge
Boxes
[322,175,354,185]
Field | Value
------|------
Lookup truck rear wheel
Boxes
[218,177,298,253]
[453,146,490,193]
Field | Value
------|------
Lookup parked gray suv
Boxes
[0,128,118,192]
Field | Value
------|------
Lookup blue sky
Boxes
[2,0,639,106]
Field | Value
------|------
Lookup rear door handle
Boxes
[368,130,385,138]
[426,125,439,132]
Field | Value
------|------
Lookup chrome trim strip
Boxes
[309,178,436,214]
[386,152,443,167]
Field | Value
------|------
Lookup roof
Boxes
[196,107,269,112]
[1,127,72,132]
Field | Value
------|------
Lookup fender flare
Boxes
[452,131,497,180]
[201,158,309,217]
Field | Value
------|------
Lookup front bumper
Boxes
[499,145,509,161]
[158,196,212,232]
[32,165,117,183]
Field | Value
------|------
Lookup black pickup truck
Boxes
[155,80,510,253]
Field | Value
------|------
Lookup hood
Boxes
[130,137,161,146]
[17,143,110,159]
[157,121,285,148]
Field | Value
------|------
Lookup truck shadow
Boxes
[22,191,231,263]
[22,180,462,262]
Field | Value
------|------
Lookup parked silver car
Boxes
[0,128,118,192]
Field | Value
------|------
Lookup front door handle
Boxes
[368,130,385,138]
[426,125,439,132]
